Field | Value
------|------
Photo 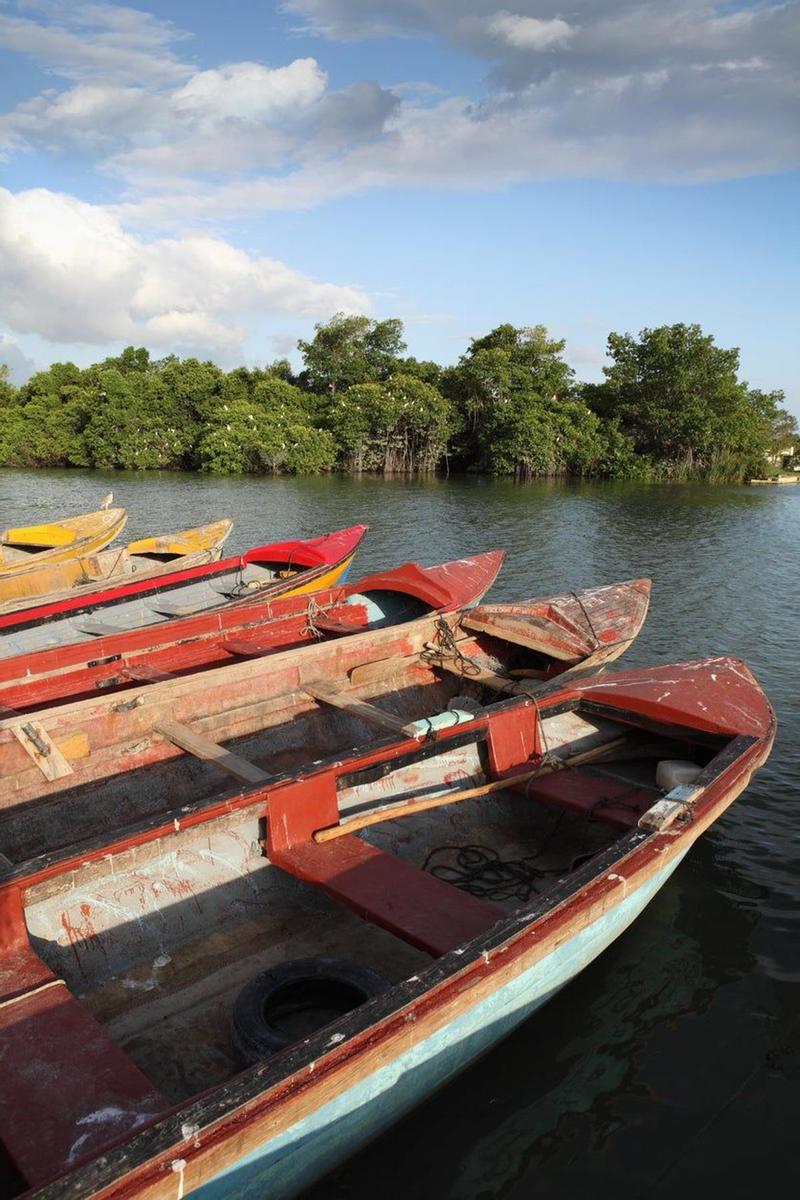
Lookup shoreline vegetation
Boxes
[0,318,795,484]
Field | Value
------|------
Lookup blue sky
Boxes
[1,0,798,412]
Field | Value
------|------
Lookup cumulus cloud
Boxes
[171,59,328,122]
[0,187,369,352]
[0,30,399,182]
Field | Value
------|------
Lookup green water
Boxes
[1,468,797,1197]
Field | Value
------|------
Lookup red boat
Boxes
[0,550,506,715]
[0,656,774,1200]
[0,525,367,656]
[0,576,649,811]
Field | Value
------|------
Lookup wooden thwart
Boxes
[433,657,524,696]
[154,718,269,785]
[77,618,126,636]
[313,735,630,842]
[304,681,421,739]
[149,601,201,618]
[220,639,273,658]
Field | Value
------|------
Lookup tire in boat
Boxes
[232,956,390,1063]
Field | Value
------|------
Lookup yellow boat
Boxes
[0,518,233,611]
[0,506,127,574]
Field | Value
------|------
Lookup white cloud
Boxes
[171,59,328,122]
[0,187,370,353]
[0,2,190,83]
[485,12,574,52]
[0,1,797,230]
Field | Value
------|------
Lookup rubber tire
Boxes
[232,956,390,1064]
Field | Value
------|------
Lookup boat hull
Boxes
[0,656,774,1199]
[0,526,366,654]
[0,520,233,613]
[0,552,505,714]
[0,509,127,601]
[193,851,686,1200]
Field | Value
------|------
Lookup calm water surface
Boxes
[1,470,797,1197]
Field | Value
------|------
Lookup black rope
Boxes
[421,616,481,677]
[422,798,582,904]
[422,843,552,903]
[570,590,601,648]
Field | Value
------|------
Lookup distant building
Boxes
[766,446,798,470]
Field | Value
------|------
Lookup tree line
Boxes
[0,317,795,483]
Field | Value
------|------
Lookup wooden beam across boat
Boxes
[154,719,270,786]
[304,681,423,738]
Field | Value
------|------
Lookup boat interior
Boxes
[0,510,126,566]
[2,665,735,1114]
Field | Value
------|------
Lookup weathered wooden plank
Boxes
[304,681,420,738]
[219,639,273,658]
[462,610,585,660]
[149,601,202,618]
[11,721,75,781]
[154,718,269,785]
[434,657,520,694]
[275,836,505,957]
[348,653,434,687]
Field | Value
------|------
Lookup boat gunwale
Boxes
[21,705,774,1200]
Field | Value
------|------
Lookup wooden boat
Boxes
[0,505,126,580]
[0,519,232,611]
[0,551,506,715]
[0,525,368,654]
[0,654,774,1199]
[0,577,650,806]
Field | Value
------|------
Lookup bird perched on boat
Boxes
[99,493,113,510]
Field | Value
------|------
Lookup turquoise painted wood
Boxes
[192,851,688,1200]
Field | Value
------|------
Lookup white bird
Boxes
[99,492,113,510]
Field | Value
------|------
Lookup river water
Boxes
[1,469,797,1197]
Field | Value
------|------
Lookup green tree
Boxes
[446,324,592,478]
[326,374,452,474]
[586,323,793,480]
[198,377,334,475]
[298,313,406,395]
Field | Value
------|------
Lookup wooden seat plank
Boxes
[274,835,505,958]
[304,682,420,738]
[220,638,273,658]
[523,768,655,828]
[148,601,201,617]
[0,981,165,1188]
[154,718,269,785]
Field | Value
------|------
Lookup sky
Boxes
[0,0,798,411]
